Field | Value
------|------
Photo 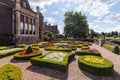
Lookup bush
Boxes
[81,46,90,50]
[0,48,24,58]
[103,44,115,52]
[26,46,33,54]
[0,64,22,80]
[45,47,72,52]
[78,55,114,76]
[114,46,120,54]
[76,50,101,56]
[0,46,9,50]
[15,44,27,48]
[32,44,40,50]
[31,51,75,72]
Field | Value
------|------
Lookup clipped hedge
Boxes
[31,44,40,50]
[103,44,114,52]
[78,55,114,76]
[14,50,42,60]
[45,47,72,52]
[0,64,22,80]
[15,44,27,48]
[31,51,75,72]
[0,48,24,58]
[0,46,9,50]
[76,50,101,56]
[81,46,90,50]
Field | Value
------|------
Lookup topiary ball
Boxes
[114,46,119,54]
[26,46,33,54]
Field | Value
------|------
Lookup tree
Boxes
[64,11,89,38]
[44,31,54,41]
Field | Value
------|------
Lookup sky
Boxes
[29,0,120,34]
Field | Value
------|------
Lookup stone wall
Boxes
[17,35,39,44]
[0,4,12,35]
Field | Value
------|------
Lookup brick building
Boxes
[43,22,59,35]
[0,0,43,44]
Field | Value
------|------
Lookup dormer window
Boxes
[23,2,26,8]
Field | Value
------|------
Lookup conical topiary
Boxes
[114,46,120,54]
[26,46,33,54]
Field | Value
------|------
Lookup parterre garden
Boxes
[0,41,116,80]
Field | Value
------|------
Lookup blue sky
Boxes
[29,0,120,34]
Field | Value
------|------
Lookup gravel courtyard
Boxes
[0,44,120,80]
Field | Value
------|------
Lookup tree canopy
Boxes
[64,11,89,38]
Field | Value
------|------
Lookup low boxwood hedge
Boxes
[0,46,9,50]
[15,44,27,48]
[0,64,22,80]
[81,46,90,50]
[45,47,72,52]
[76,50,101,56]
[0,48,24,58]
[14,50,42,60]
[78,55,114,76]
[31,51,75,72]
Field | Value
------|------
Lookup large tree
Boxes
[64,11,89,38]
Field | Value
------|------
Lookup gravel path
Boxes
[0,44,120,80]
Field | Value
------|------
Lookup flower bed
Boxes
[0,64,22,80]
[78,55,114,76]
[31,51,75,72]
[76,48,101,56]
[14,46,42,60]
[0,48,24,58]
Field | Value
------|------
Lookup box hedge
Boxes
[78,55,114,76]
[0,46,9,50]
[0,64,22,80]
[0,48,24,58]
[76,50,101,56]
[45,47,72,52]
[31,51,75,72]
[14,50,42,60]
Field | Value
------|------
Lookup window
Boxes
[25,23,28,34]
[23,2,26,8]
[20,22,24,34]
[33,25,35,35]
[29,24,32,34]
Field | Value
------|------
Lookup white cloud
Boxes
[104,13,120,23]
[106,25,120,32]
[61,9,67,12]
[46,17,57,25]
[29,0,59,8]
[52,11,59,15]
[89,23,103,33]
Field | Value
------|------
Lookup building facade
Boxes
[44,22,59,35]
[0,0,43,44]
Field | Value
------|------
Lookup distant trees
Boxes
[64,11,89,38]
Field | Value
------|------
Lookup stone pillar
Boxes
[36,6,40,42]
[15,0,20,44]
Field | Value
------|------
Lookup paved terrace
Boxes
[0,44,120,80]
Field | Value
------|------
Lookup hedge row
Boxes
[76,50,101,56]
[31,52,75,72]
[0,48,24,58]
[14,50,42,60]
[0,46,9,50]
[45,47,72,52]
[0,64,22,80]
[78,55,114,76]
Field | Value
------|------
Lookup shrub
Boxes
[31,51,75,72]
[78,55,114,76]
[114,46,120,54]
[14,50,42,60]
[15,44,27,48]
[81,46,90,50]
[0,46,9,50]
[26,46,33,54]
[32,44,40,50]
[0,64,22,80]
[0,48,24,58]
[76,50,101,56]
[103,44,115,52]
